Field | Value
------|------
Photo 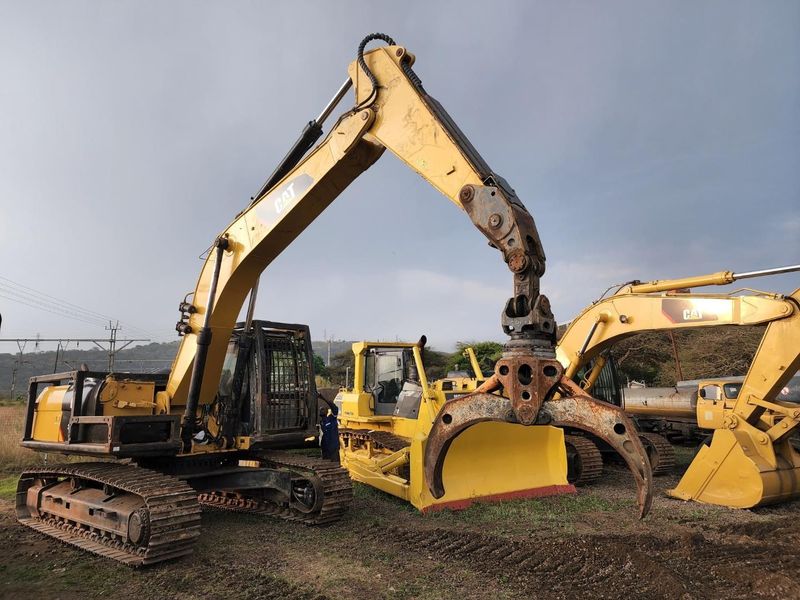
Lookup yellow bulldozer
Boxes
[16,33,653,566]
[335,335,654,512]
[336,340,573,512]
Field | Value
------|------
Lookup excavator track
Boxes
[16,462,201,567]
[639,432,675,476]
[564,435,603,485]
[198,451,352,525]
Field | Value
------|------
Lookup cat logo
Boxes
[661,298,733,324]
[274,181,297,215]
[254,173,314,227]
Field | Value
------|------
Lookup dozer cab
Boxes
[336,341,571,512]
[17,32,653,566]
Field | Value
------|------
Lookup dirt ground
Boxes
[1,448,799,600]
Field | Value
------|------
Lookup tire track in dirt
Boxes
[368,525,691,599]
[368,522,800,600]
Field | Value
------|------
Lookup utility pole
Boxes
[106,321,119,371]
[1,331,150,390]
[10,340,28,400]
[668,331,684,382]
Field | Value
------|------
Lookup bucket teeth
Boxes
[423,377,653,518]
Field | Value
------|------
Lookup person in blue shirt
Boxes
[319,403,340,464]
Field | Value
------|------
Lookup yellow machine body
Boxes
[555,270,800,509]
[338,342,572,512]
[31,384,70,442]
[669,288,800,506]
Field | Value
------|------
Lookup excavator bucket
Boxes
[669,431,800,508]
[670,297,800,508]
[424,378,653,517]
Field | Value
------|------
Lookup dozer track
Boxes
[339,428,410,452]
[16,462,202,566]
[639,432,676,476]
[564,435,603,485]
[198,451,352,525]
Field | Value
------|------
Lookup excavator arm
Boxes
[165,34,651,513]
[555,265,800,508]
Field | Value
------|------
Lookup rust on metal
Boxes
[494,355,563,425]
[424,373,653,518]
[16,462,201,566]
[540,379,653,517]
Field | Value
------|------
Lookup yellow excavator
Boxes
[16,33,653,565]
[556,264,800,508]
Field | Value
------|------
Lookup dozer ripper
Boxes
[555,264,800,508]
[17,33,654,566]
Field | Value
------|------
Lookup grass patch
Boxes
[0,405,47,473]
[428,491,634,528]
[0,475,17,500]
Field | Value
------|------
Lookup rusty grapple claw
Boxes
[424,372,653,518]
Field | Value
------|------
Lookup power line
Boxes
[0,290,109,327]
[0,275,157,337]
[0,322,150,394]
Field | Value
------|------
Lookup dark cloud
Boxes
[1,1,798,350]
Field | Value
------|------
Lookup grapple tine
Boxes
[423,391,513,499]
[542,379,653,518]
[423,376,653,518]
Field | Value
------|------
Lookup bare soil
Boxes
[1,450,799,600]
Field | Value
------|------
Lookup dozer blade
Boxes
[417,421,574,512]
[424,377,653,518]
[668,430,800,508]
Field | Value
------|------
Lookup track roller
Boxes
[639,432,675,476]
[16,462,201,566]
[564,435,603,485]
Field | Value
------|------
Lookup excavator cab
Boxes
[216,320,319,448]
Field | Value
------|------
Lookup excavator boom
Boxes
[162,34,651,513]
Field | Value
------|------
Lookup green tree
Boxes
[326,350,354,387]
[312,353,329,379]
[443,341,503,377]
[419,348,450,380]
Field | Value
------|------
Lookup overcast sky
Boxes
[1,1,798,352]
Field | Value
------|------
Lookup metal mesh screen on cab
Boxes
[262,331,311,431]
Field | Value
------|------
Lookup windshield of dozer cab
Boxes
[364,347,416,415]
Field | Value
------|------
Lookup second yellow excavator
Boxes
[556,264,800,508]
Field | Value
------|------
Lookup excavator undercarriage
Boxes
[17,322,352,564]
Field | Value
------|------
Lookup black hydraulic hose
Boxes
[181,236,229,452]
[250,120,323,204]
[353,33,396,111]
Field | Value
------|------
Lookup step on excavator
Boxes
[17,33,653,566]
[555,264,800,508]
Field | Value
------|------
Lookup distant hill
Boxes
[0,326,768,400]
[0,339,354,400]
